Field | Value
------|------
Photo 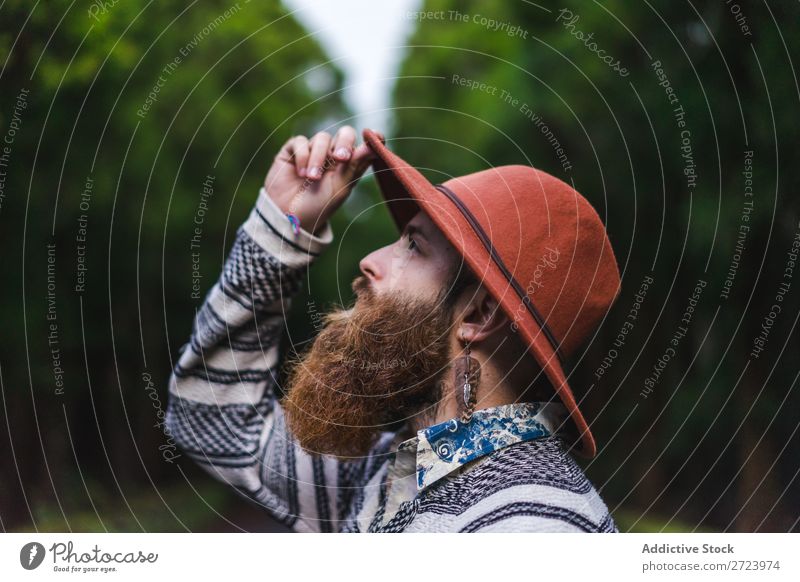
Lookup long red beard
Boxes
[281,276,454,460]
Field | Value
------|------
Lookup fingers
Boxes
[287,135,310,178]
[306,126,360,181]
[351,130,384,169]
[306,131,333,180]
[345,140,383,186]
[330,125,356,163]
[277,135,310,177]
[350,141,376,169]
[279,127,385,181]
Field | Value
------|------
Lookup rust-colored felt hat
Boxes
[362,128,621,458]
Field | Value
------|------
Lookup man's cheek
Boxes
[387,254,414,290]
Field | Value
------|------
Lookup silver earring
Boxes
[457,341,479,423]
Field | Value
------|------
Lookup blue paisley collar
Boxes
[396,401,570,491]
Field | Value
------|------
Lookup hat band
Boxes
[434,184,565,366]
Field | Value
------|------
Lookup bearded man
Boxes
[166,126,622,533]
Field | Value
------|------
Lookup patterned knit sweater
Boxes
[165,187,618,533]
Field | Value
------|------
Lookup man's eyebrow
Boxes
[403,223,429,241]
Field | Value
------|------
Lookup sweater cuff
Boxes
[242,187,334,268]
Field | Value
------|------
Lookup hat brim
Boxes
[362,128,597,458]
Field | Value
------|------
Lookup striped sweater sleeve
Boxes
[165,187,360,533]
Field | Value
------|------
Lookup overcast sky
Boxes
[282,0,422,135]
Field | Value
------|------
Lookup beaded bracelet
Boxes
[286,212,301,235]
[284,186,306,236]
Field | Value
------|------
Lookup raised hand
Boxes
[265,126,385,236]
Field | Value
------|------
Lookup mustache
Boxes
[351,274,373,300]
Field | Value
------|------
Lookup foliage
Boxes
[0,0,349,530]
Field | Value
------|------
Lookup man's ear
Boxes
[458,286,509,344]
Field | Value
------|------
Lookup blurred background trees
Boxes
[0,0,352,531]
[0,0,797,531]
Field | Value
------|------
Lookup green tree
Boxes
[0,0,350,530]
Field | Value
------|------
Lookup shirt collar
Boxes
[394,401,570,492]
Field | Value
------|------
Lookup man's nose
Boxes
[359,243,399,288]
[360,243,409,292]
[359,251,382,285]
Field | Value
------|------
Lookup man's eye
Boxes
[398,231,421,256]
